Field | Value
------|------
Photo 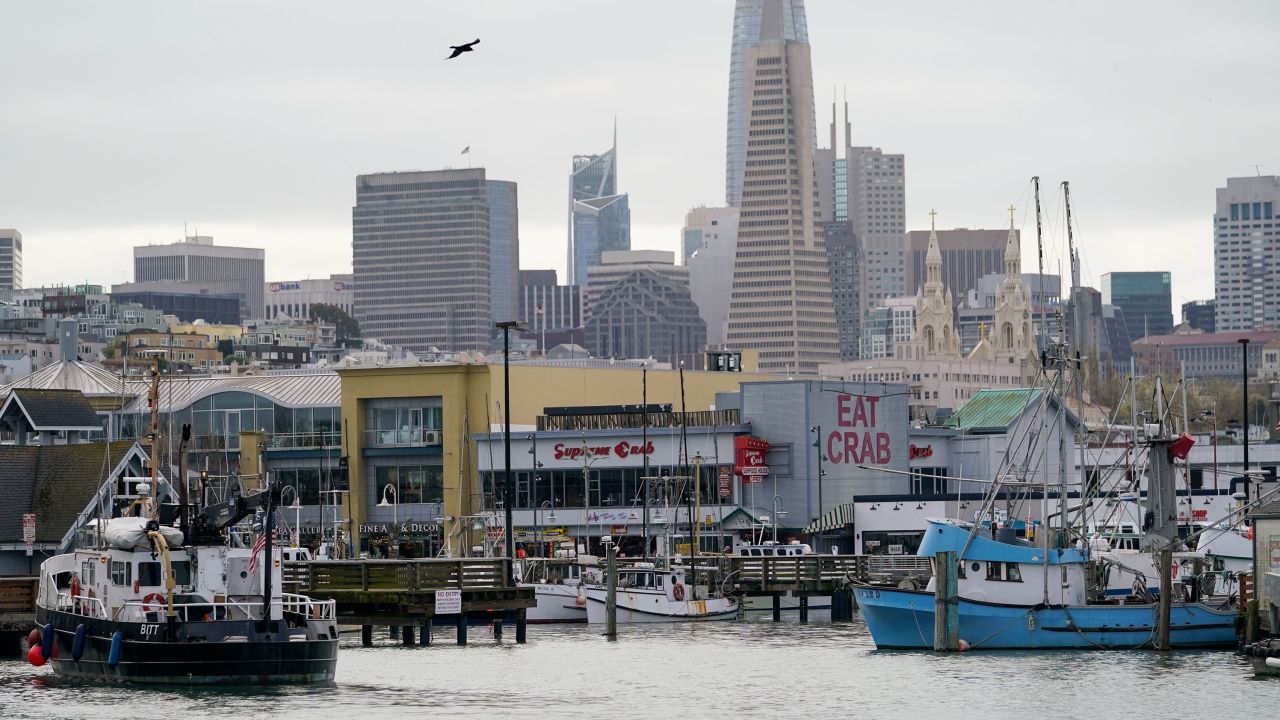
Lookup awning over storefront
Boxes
[804,502,856,534]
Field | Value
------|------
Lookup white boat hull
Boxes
[525,583,588,623]
[583,588,738,624]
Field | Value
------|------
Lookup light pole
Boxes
[811,425,826,519]
[496,320,527,585]
[282,485,302,548]
[379,484,397,525]
[1240,337,1251,500]
[537,500,554,555]
[771,495,786,544]
[1195,408,1218,493]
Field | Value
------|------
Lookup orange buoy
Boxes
[28,645,45,667]
[27,628,40,647]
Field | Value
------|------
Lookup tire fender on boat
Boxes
[108,631,123,668]
[72,624,88,661]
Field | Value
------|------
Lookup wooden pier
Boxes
[283,558,536,645]
[0,577,39,655]
[721,554,933,622]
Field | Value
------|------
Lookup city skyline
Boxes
[3,1,1278,306]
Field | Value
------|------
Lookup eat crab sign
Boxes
[826,394,892,465]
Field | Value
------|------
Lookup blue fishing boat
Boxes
[856,519,1238,650]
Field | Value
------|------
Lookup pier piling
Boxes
[799,596,809,624]
[422,619,432,646]
[457,615,468,645]
[933,551,959,652]
[516,609,527,644]
[360,625,372,647]
[493,619,503,642]
[772,594,781,622]
[402,626,416,646]
[605,540,618,639]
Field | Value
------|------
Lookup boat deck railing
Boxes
[51,590,336,624]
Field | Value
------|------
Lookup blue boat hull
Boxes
[855,587,1237,650]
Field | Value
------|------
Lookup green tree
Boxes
[310,304,361,348]
[217,339,234,360]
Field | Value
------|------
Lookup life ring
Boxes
[142,592,166,614]
[672,582,686,601]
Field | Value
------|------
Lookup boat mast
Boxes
[1062,181,1090,540]
[147,358,160,519]
[1033,177,1050,605]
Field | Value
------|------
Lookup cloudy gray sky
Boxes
[3,1,1276,307]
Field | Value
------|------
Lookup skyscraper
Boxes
[115,235,264,321]
[683,206,739,347]
[584,251,705,364]
[905,228,1014,299]
[352,168,498,352]
[0,229,21,293]
[567,133,630,286]
[723,1,840,375]
[849,147,906,311]
[487,180,520,327]
[725,0,811,208]
[1214,175,1280,332]
[1102,271,1173,340]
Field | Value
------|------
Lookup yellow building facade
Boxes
[337,361,776,554]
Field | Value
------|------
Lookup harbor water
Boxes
[2,615,1274,719]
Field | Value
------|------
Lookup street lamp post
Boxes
[1239,338,1251,500]
[537,500,554,555]
[496,320,527,585]
[282,485,302,548]
[771,495,786,544]
[811,425,826,519]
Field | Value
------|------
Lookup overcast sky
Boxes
[3,1,1276,308]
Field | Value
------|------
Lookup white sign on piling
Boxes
[22,513,36,557]
[435,588,462,615]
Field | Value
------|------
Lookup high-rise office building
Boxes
[725,0,811,208]
[584,251,705,363]
[723,1,840,375]
[824,220,861,360]
[567,134,630,286]
[114,235,264,321]
[487,180,520,326]
[1102,271,1173,341]
[683,207,739,347]
[850,147,906,311]
[905,228,1014,299]
[518,269,584,342]
[1214,176,1280,332]
[1182,299,1216,334]
[352,168,498,352]
[0,229,21,293]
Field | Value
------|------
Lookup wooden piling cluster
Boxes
[725,554,931,623]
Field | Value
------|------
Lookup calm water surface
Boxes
[3,614,1275,719]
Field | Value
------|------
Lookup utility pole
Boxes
[495,320,527,585]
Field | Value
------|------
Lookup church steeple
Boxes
[925,209,942,290]
[1004,205,1020,278]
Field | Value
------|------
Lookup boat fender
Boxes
[672,582,686,601]
[40,623,54,659]
[28,645,45,667]
[27,628,41,647]
[72,624,88,661]
[575,593,587,606]
[108,631,123,668]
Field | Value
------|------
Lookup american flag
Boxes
[248,530,267,573]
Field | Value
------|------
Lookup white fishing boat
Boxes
[518,555,590,624]
[733,542,833,612]
[583,562,738,623]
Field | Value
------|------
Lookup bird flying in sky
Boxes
[448,39,480,59]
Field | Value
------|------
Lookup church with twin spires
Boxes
[822,209,1041,421]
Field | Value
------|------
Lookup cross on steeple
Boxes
[929,208,937,231]
[1008,204,1017,227]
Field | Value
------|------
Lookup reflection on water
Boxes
[2,615,1268,719]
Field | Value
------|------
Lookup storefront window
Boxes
[374,464,443,504]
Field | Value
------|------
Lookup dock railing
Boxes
[283,558,513,594]
[724,554,933,593]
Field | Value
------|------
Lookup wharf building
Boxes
[683,207,739,348]
[723,0,840,375]
[352,168,516,353]
[567,137,630,286]
[113,235,265,323]
[264,274,355,321]
[584,251,705,365]
[1215,175,1280,332]
[336,362,778,557]
[1102,271,1173,340]
[0,229,22,292]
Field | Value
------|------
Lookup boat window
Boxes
[956,560,966,579]
[985,562,1001,580]
[110,561,132,586]
[1006,563,1022,582]
[172,561,192,586]
[138,562,163,586]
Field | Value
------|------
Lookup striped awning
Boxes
[804,502,856,534]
